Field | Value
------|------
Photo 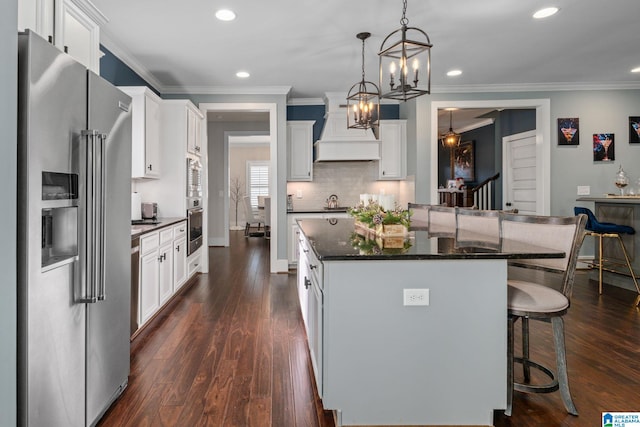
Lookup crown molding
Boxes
[287,98,325,106]
[69,0,108,26]
[455,118,495,134]
[432,81,640,93]
[162,85,292,96]
[99,31,164,92]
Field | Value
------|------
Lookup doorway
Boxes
[198,102,279,273]
[430,99,551,215]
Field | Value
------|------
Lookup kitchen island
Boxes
[296,218,564,426]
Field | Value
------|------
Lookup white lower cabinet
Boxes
[158,228,174,306]
[297,231,323,396]
[173,223,188,291]
[139,233,160,326]
[137,220,190,329]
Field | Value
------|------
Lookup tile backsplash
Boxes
[286,161,415,211]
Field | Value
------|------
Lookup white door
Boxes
[503,130,538,214]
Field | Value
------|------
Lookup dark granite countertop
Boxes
[288,207,350,214]
[297,218,565,261]
[131,217,187,239]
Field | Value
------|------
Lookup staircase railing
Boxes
[472,173,500,210]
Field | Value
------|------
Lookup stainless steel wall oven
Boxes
[187,207,203,255]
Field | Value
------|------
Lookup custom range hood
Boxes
[314,93,380,162]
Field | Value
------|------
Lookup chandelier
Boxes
[440,110,461,148]
[378,0,432,101]
[347,32,380,133]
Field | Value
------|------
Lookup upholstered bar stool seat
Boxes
[574,207,640,303]
[508,280,569,313]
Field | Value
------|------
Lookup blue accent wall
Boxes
[437,109,536,191]
[287,103,400,142]
[99,45,160,96]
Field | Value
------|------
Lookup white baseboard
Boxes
[208,237,226,246]
[577,255,594,270]
[272,258,289,274]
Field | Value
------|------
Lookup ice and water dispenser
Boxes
[41,171,79,270]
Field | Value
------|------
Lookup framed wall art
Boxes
[558,118,579,145]
[629,117,640,143]
[453,140,475,181]
[593,133,614,162]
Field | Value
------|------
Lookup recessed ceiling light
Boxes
[215,9,236,21]
[236,71,250,78]
[632,67,640,73]
[446,69,462,77]
[533,7,559,19]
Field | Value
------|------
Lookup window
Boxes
[246,161,270,210]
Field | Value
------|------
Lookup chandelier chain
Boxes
[400,0,409,26]
[361,37,366,81]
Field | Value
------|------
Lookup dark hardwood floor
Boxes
[99,231,640,427]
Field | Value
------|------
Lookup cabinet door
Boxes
[289,222,300,264]
[378,120,407,180]
[139,250,160,325]
[308,278,323,396]
[144,93,161,177]
[287,121,314,181]
[158,242,173,305]
[187,107,203,156]
[173,236,188,291]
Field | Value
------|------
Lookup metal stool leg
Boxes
[521,317,531,382]
[552,317,578,415]
[597,233,604,294]
[506,315,515,416]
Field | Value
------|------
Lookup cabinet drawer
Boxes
[188,251,201,276]
[140,232,159,255]
[173,221,187,239]
[160,228,174,245]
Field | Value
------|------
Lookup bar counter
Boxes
[295,218,563,426]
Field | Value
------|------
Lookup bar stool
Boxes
[501,213,587,416]
[574,207,640,302]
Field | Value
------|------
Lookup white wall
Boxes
[1,0,18,424]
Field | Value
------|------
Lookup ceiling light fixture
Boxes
[347,32,380,133]
[215,9,236,21]
[236,71,250,78]
[631,67,640,73]
[379,0,432,101]
[533,7,559,19]
[440,110,461,149]
[447,69,462,77]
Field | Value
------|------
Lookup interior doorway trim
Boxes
[430,99,551,215]
[199,102,278,273]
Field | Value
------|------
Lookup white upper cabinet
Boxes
[287,121,315,181]
[378,120,407,180]
[119,86,162,179]
[186,103,204,156]
[18,0,106,73]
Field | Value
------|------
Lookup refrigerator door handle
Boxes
[79,129,107,303]
[97,132,107,301]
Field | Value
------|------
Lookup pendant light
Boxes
[347,32,380,134]
[378,0,432,101]
[440,110,461,148]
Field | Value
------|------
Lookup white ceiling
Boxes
[92,0,640,133]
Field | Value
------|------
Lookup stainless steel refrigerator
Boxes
[17,30,132,427]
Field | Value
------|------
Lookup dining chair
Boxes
[455,208,500,248]
[427,205,457,236]
[407,203,430,230]
[574,206,639,303]
[500,212,587,416]
[243,196,264,237]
